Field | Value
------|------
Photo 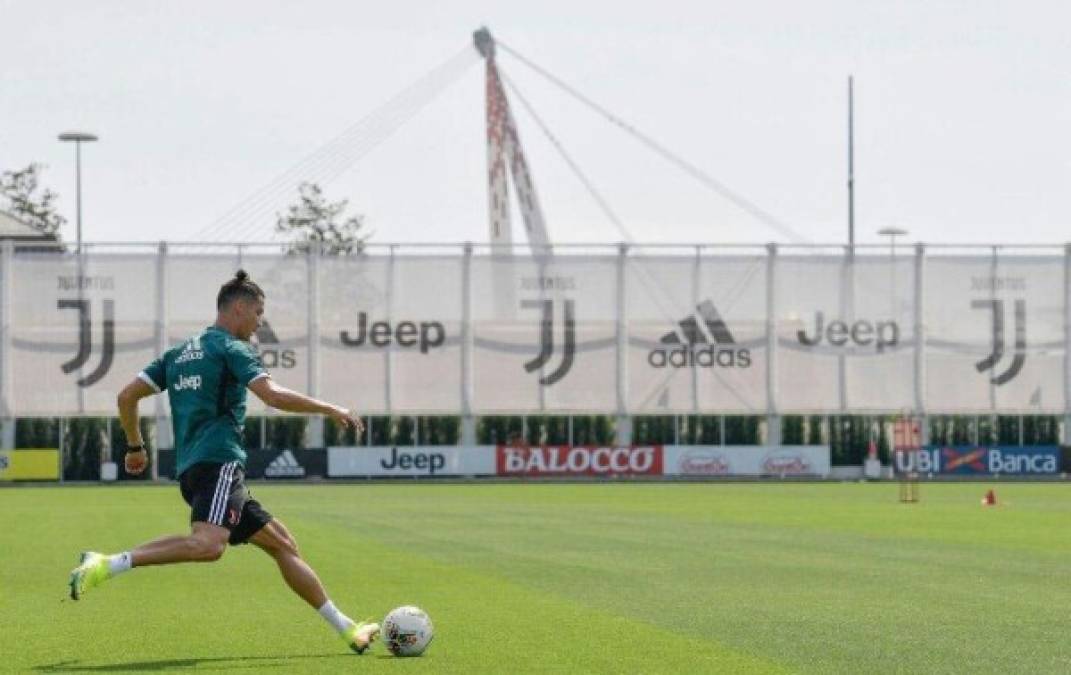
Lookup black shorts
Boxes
[179,461,273,545]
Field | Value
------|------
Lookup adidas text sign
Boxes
[648,300,751,369]
[254,320,297,369]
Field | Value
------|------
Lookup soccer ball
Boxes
[382,605,434,656]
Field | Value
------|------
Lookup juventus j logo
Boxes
[971,299,1026,385]
[522,299,575,386]
[58,299,115,387]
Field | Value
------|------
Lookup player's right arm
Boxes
[117,378,158,475]
[117,356,167,475]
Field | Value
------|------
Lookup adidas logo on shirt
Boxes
[265,450,306,478]
[648,300,752,369]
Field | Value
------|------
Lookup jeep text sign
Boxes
[496,445,663,476]
[327,446,496,477]
[340,314,445,353]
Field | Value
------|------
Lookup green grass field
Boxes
[2,482,1070,673]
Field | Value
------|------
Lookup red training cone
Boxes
[981,489,997,506]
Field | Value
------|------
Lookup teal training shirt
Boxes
[140,325,268,476]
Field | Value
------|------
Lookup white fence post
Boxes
[987,246,1000,412]
[766,243,781,446]
[691,246,701,413]
[76,247,86,415]
[305,242,324,448]
[1064,244,1071,443]
[914,243,929,444]
[385,245,396,417]
[0,241,13,449]
[152,242,169,477]
[838,246,853,412]
[461,243,476,446]
[614,243,631,445]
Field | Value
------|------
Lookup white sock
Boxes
[107,552,133,577]
[318,600,356,634]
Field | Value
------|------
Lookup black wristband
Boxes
[127,445,146,453]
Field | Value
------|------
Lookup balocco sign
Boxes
[496,445,663,476]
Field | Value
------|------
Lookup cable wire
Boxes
[212,48,477,242]
[196,45,479,242]
[496,40,808,243]
[501,72,632,244]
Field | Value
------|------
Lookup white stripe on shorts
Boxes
[208,462,237,525]
[209,462,235,527]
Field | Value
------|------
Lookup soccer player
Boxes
[68,270,379,654]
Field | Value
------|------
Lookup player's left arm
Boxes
[227,341,365,435]
[248,376,364,434]
[117,378,158,475]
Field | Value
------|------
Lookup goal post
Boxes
[892,413,922,503]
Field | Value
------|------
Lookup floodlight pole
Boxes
[58,131,99,254]
[847,77,855,258]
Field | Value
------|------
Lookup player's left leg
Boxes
[249,519,325,606]
[243,511,378,654]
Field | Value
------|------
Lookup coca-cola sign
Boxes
[761,450,812,475]
[678,449,731,475]
[663,445,831,477]
[496,445,663,476]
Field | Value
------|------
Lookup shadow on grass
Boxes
[35,654,346,672]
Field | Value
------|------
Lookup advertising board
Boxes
[662,446,832,477]
[327,446,496,477]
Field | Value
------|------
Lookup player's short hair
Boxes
[217,270,265,310]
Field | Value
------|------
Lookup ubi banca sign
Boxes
[895,446,1059,475]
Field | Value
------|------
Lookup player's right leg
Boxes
[69,463,239,600]
[129,521,230,566]
[67,551,111,600]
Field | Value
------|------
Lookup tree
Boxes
[276,182,368,255]
[0,164,66,239]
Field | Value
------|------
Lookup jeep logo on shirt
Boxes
[173,374,202,391]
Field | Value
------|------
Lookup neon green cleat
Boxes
[68,551,109,601]
[343,620,380,655]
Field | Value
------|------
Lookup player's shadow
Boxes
[36,654,344,672]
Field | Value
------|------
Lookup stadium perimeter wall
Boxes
[6,443,1070,482]
[3,242,1071,455]
[141,444,1066,481]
